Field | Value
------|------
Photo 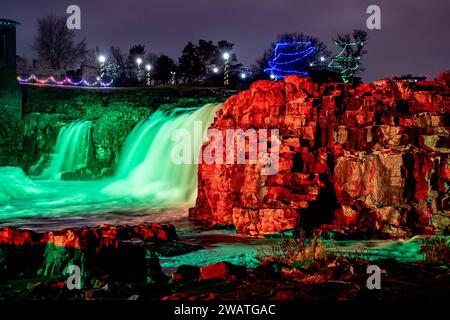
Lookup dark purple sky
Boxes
[2,0,449,81]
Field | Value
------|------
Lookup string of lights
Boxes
[327,41,365,83]
[264,41,317,80]
[17,74,114,87]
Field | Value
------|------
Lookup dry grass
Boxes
[257,232,328,266]
[420,236,450,265]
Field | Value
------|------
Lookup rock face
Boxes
[190,74,450,237]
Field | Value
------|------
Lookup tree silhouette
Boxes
[154,54,176,84]
[178,42,203,82]
[178,40,240,83]
[33,15,87,70]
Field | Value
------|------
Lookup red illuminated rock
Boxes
[0,223,177,250]
[199,261,246,281]
[190,73,450,237]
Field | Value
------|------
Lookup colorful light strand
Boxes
[327,41,365,83]
[264,41,317,80]
[17,74,114,87]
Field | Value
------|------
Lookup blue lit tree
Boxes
[258,33,330,80]
[264,41,317,79]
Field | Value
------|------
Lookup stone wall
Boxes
[190,74,450,238]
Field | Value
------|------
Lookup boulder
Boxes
[199,261,246,281]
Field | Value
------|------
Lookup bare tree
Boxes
[110,46,125,68]
[330,30,368,82]
[33,15,87,70]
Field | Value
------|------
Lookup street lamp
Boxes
[240,72,246,80]
[170,71,176,85]
[213,67,219,74]
[98,55,106,82]
[136,58,143,82]
[145,64,152,86]
[320,56,326,68]
[223,52,230,86]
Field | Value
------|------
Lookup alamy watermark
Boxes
[66,264,81,290]
[171,122,280,176]
[366,265,381,290]
[366,5,381,30]
[66,5,81,30]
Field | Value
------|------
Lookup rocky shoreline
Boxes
[1,224,448,300]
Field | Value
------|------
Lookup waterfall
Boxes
[103,103,222,207]
[40,120,92,180]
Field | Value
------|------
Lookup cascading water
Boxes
[39,120,92,180]
[0,104,221,227]
[104,103,222,207]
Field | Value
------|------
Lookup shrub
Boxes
[256,232,327,267]
[420,236,450,265]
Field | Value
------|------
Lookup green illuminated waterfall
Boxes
[40,120,92,180]
[104,103,222,206]
[0,104,221,225]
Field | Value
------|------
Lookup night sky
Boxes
[1,0,449,81]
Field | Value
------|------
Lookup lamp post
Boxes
[98,55,106,82]
[170,71,176,85]
[145,64,152,86]
[223,52,230,87]
[320,56,325,68]
[136,57,143,82]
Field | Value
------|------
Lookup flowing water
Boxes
[0,103,424,268]
[105,104,221,205]
[0,104,221,227]
[39,120,93,180]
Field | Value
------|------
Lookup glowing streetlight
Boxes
[320,56,326,68]
[145,64,152,86]
[136,58,143,82]
[213,67,219,73]
[223,52,230,86]
[270,74,276,80]
[98,55,106,82]
[240,72,246,79]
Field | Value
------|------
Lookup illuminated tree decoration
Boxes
[264,41,317,80]
[327,41,364,83]
[327,30,367,83]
